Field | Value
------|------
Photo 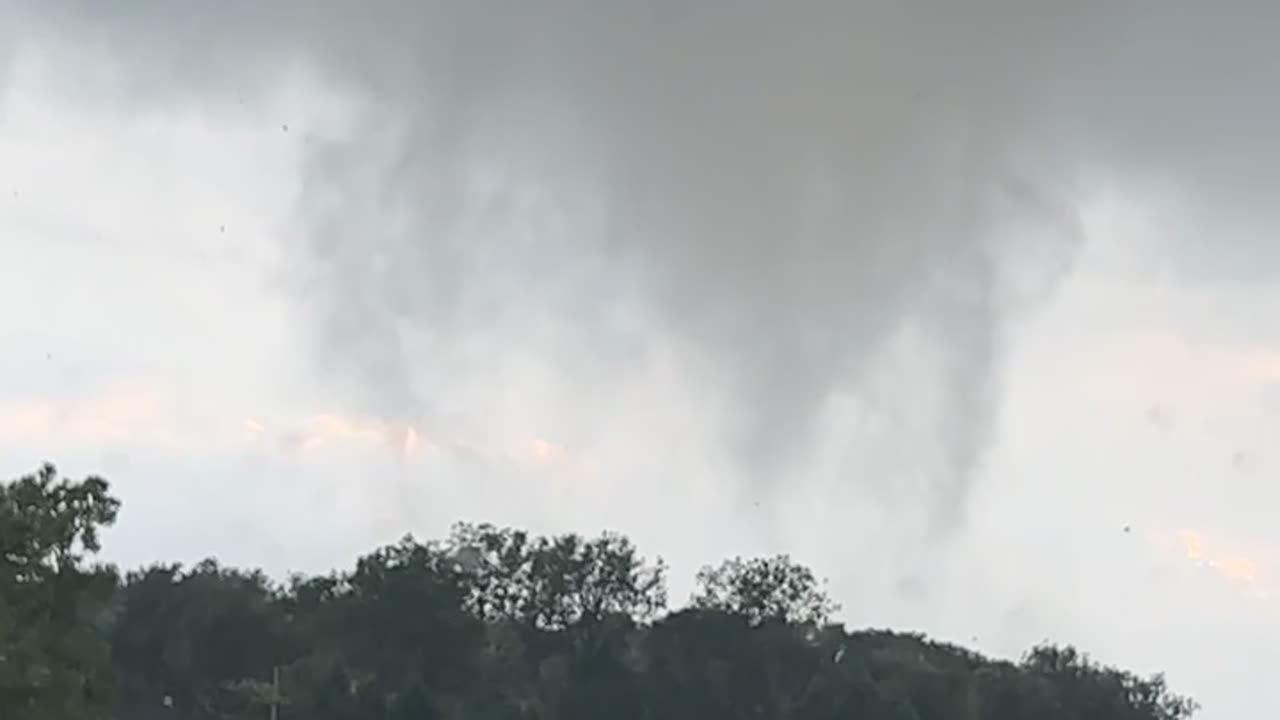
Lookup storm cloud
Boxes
[5,0,1280,532]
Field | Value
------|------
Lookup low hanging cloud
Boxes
[6,1,1280,536]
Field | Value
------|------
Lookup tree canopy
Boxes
[0,464,1199,719]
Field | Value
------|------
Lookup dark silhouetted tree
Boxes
[1,464,1202,720]
[692,554,839,626]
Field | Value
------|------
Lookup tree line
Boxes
[1,463,1198,719]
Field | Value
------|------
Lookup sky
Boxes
[1,2,1279,717]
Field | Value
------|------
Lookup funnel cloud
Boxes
[6,1,1280,530]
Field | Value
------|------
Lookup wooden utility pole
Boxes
[227,667,286,719]
[269,665,281,720]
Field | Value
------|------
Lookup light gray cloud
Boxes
[2,1,1160,525]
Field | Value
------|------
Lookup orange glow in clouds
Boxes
[0,386,190,448]
[0,388,574,469]
[1172,528,1275,600]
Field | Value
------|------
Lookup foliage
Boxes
[0,463,120,720]
[0,465,1199,720]
[691,554,840,626]
[445,522,668,629]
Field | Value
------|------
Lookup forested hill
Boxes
[2,464,1198,720]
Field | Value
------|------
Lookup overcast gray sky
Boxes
[2,3,1279,717]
